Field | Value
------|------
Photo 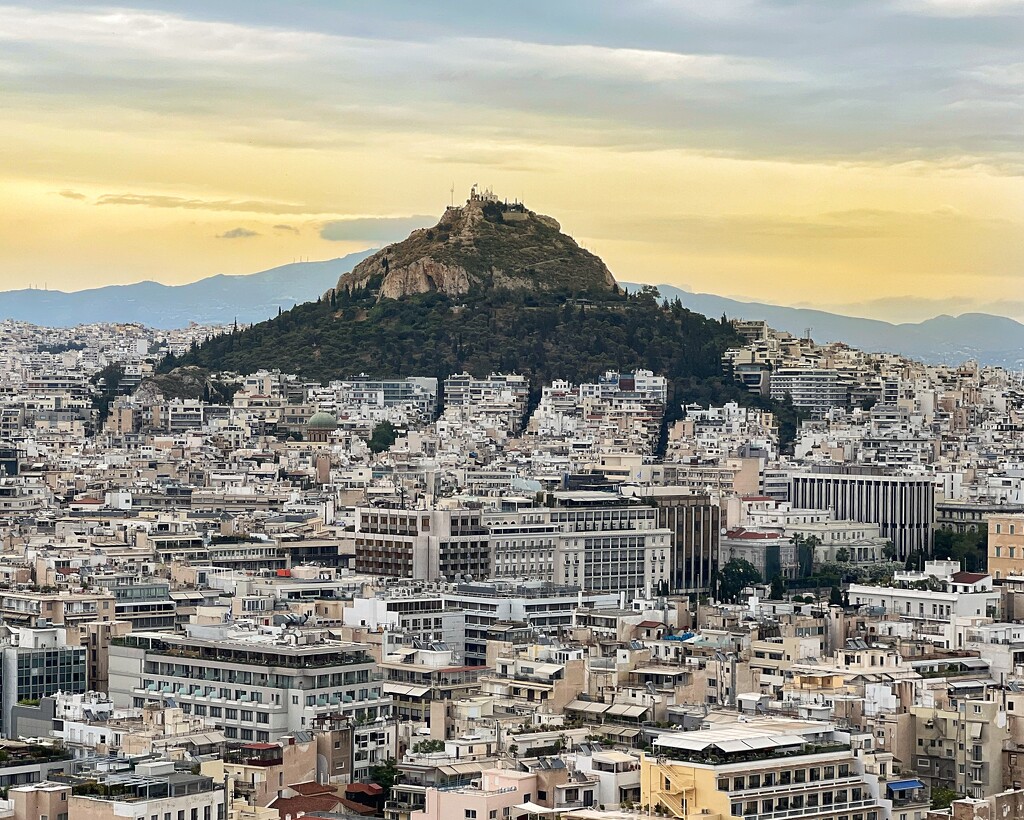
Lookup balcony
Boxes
[727,775,863,800]
[744,798,881,820]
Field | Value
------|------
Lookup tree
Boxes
[829,586,844,606]
[412,739,445,754]
[369,757,400,796]
[934,528,987,572]
[368,421,398,453]
[835,547,851,564]
[718,559,762,603]
[792,534,820,578]
[770,575,787,600]
[882,541,897,561]
[931,787,959,810]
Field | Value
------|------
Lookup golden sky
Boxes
[1,1,1022,321]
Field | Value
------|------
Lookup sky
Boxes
[1,1,1022,321]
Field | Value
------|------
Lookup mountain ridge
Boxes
[0,251,374,328]
[626,284,1024,368]
[0,251,1018,368]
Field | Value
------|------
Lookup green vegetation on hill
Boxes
[164,285,751,415]
[165,201,808,448]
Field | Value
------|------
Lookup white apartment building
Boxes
[108,624,391,746]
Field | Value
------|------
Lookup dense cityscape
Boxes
[0,301,1021,820]
[4,1,1023,819]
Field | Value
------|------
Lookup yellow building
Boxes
[989,514,1024,581]
[641,718,893,820]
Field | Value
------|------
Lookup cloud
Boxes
[319,216,436,242]
[56,189,87,200]
[273,224,299,233]
[895,0,1024,16]
[216,227,259,239]
[3,3,1022,171]
[0,6,332,63]
[95,193,323,215]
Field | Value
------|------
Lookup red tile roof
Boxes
[290,781,337,796]
[346,783,384,795]
[339,797,380,815]
[951,571,989,584]
[269,795,342,816]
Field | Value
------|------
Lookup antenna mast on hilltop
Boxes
[450,184,455,208]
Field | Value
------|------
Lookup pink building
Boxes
[413,768,537,820]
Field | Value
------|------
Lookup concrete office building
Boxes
[791,470,934,558]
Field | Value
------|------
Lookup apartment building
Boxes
[548,492,673,594]
[343,592,466,653]
[770,367,848,416]
[989,514,1024,580]
[0,626,87,738]
[354,507,491,582]
[484,498,563,582]
[848,562,999,627]
[642,718,889,820]
[66,759,225,820]
[441,581,618,665]
[911,697,1008,799]
[107,624,390,744]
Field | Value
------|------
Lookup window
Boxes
[466,812,477,819]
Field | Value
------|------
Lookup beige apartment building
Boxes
[989,514,1024,580]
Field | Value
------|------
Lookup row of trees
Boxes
[717,533,903,604]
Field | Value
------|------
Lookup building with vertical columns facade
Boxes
[790,470,934,558]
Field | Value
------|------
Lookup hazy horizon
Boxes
[5,243,1023,327]
[2,1,1022,319]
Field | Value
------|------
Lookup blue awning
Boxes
[887,779,925,792]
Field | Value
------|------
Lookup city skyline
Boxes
[2,1,1022,320]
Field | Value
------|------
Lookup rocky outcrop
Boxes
[332,194,617,301]
[377,258,471,300]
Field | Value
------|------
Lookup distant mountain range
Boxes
[0,248,1019,367]
[623,284,1024,369]
[0,250,374,328]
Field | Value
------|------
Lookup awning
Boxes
[599,726,642,739]
[566,700,610,714]
[383,683,431,698]
[605,704,648,718]
[887,779,925,792]
[514,802,560,815]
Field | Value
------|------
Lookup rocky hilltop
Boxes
[333,190,616,300]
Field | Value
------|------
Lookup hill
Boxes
[633,285,1024,369]
[167,197,753,420]
[0,251,374,328]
